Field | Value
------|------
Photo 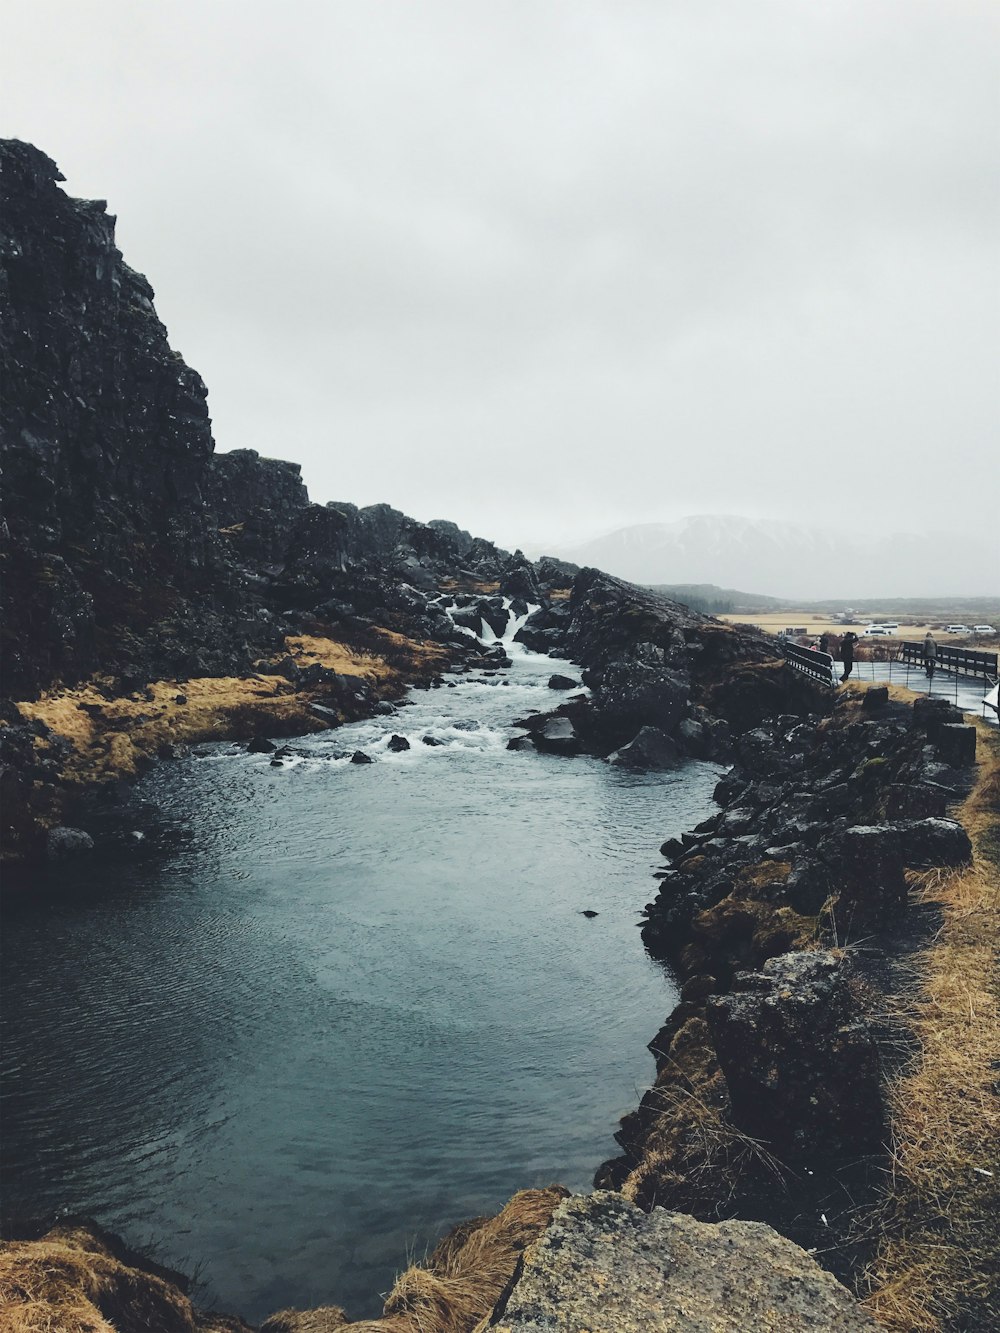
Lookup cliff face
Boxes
[0,141,285,695]
[0,140,534,702]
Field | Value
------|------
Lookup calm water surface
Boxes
[1,622,721,1320]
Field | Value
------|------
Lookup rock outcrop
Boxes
[598,685,982,1289]
[489,1192,876,1332]
[513,569,791,761]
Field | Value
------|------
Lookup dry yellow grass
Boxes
[259,1187,567,1333]
[860,720,1000,1331]
[0,1223,215,1333]
[15,633,440,789]
[0,1189,565,1333]
[719,612,998,643]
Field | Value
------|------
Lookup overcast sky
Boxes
[4,1,998,553]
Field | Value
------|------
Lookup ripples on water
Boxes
[0,623,722,1320]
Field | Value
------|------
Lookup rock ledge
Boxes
[488,1191,875,1332]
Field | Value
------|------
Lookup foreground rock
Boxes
[490,1192,876,1332]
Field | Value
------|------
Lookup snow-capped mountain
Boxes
[540,516,996,600]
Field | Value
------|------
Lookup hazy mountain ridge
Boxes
[543,515,997,601]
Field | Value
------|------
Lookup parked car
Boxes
[944,624,971,634]
[973,625,997,635]
[863,625,895,636]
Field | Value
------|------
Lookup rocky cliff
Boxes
[0,138,563,705]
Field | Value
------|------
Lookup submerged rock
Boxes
[494,1192,876,1331]
[45,826,94,859]
[506,735,534,751]
[350,751,374,764]
[607,725,679,770]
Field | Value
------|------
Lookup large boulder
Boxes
[45,826,95,859]
[706,951,885,1163]
[935,724,977,767]
[590,645,690,743]
[896,817,972,868]
[499,552,540,601]
[607,726,680,771]
[532,716,582,756]
[494,1191,877,1332]
[884,783,947,820]
[818,824,907,934]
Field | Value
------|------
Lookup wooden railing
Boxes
[782,641,838,686]
[897,641,998,682]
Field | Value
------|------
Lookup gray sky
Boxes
[4,1,998,553]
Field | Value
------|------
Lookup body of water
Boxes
[0,611,722,1320]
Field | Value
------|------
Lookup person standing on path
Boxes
[841,631,859,681]
[924,631,937,680]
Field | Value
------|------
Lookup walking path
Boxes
[846,657,998,724]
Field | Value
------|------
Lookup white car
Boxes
[944,624,971,634]
[973,625,997,635]
[863,625,895,636]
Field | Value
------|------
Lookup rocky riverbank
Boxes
[595,683,1000,1329]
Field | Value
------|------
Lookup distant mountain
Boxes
[542,516,997,601]
[648,584,787,614]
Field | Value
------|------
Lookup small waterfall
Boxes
[439,595,538,649]
[501,600,539,654]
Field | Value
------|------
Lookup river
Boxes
[0,608,722,1321]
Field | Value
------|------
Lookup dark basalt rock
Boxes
[45,826,95,859]
[607,726,680,771]
[884,783,947,820]
[350,750,374,764]
[533,716,582,756]
[706,951,885,1163]
[247,736,276,754]
[506,735,534,751]
[499,551,540,601]
[534,555,579,590]
[911,695,963,734]
[935,724,977,767]
[386,734,410,752]
[547,673,580,690]
[157,742,191,760]
[819,824,907,936]
[896,817,972,868]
